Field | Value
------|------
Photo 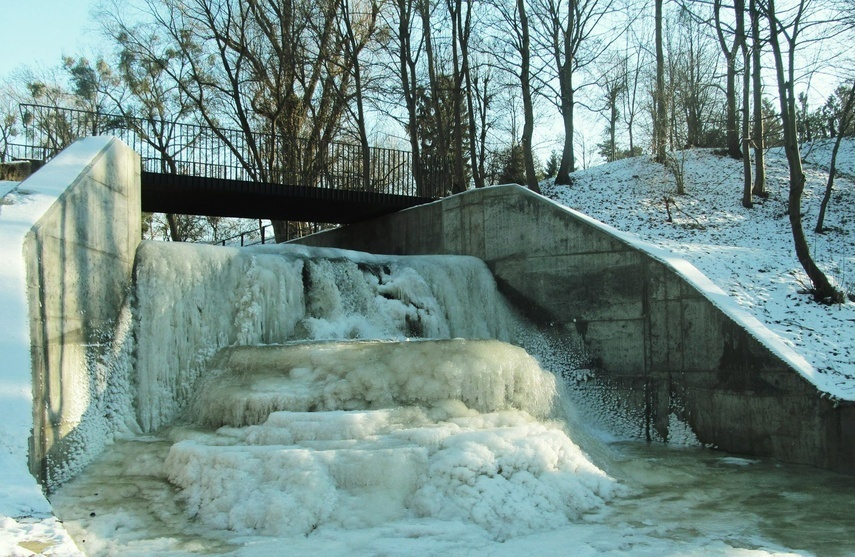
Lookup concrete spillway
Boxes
[131,242,520,432]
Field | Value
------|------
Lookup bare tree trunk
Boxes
[421,0,449,191]
[622,39,644,155]
[766,0,842,303]
[739,3,753,208]
[165,213,181,242]
[750,0,766,196]
[815,79,855,233]
[556,78,576,183]
[448,0,467,193]
[518,0,540,193]
[341,0,377,192]
[395,0,426,196]
[655,0,667,163]
[552,0,576,185]
[473,72,492,187]
[461,6,484,189]
[714,0,745,159]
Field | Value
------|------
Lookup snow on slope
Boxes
[542,139,855,400]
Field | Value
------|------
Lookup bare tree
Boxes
[447,0,474,192]
[620,27,648,156]
[113,0,357,242]
[738,3,753,208]
[462,17,487,188]
[517,0,540,192]
[339,0,381,192]
[471,62,496,187]
[387,0,428,195]
[749,0,767,196]
[419,0,452,192]
[102,4,227,241]
[762,0,842,303]
[713,0,748,159]
[0,87,17,163]
[654,0,668,163]
[598,53,627,162]
[531,0,622,184]
[488,0,540,192]
[667,7,721,149]
[815,80,855,233]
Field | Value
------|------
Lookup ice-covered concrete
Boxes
[132,242,519,432]
[23,137,141,488]
[1,137,140,554]
[296,184,855,473]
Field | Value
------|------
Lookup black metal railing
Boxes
[213,223,273,247]
[11,104,448,199]
[213,221,338,247]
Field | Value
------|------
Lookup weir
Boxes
[8,137,855,554]
[62,238,624,548]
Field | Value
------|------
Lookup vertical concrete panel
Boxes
[584,319,646,374]
[459,194,486,258]
[441,194,465,255]
[25,138,141,488]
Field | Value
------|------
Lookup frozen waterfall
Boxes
[49,240,855,557]
[121,241,620,543]
[133,242,518,431]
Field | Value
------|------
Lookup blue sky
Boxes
[0,0,98,77]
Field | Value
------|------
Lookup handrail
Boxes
[214,223,274,247]
[16,104,449,199]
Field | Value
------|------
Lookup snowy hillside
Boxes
[542,139,855,400]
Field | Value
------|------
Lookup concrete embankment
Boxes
[297,184,855,474]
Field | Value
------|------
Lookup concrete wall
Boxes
[24,137,141,488]
[298,185,855,473]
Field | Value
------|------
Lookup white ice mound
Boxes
[189,339,557,427]
[166,340,620,540]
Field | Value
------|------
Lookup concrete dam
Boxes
[5,137,855,555]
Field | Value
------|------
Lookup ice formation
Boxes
[127,242,620,542]
[133,242,516,431]
[190,340,557,426]
[166,340,618,540]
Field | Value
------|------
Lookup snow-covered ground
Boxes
[2,138,855,556]
[543,139,855,400]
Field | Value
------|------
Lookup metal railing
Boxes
[11,104,449,199]
[214,222,275,247]
[213,221,342,247]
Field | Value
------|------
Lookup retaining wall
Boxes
[24,137,141,488]
[297,184,855,473]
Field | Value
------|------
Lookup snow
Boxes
[2,138,855,555]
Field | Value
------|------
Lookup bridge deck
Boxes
[141,172,436,224]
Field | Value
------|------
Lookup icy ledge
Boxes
[165,339,621,541]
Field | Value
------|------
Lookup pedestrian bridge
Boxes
[11,104,445,223]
